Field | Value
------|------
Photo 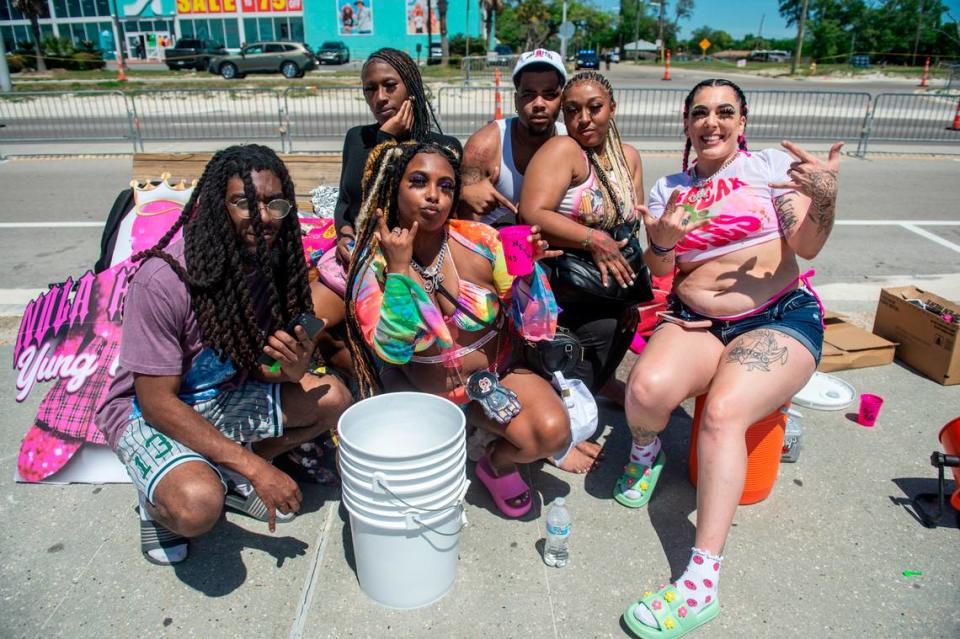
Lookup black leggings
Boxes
[558,302,638,392]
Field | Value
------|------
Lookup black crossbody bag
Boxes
[548,222,654,308]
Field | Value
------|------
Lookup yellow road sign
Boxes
[699,38,711,52]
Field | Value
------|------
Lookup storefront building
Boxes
[2,0,481,62]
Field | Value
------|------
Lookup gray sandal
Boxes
[140,519,189,565]
[224,489,296,524]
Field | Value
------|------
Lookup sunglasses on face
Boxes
[230,198,293,220]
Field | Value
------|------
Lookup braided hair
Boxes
[681,78,749,172]
[362,47,444,141]
[132,144,312,371]
[561,71,638,229]
[344,140,463,397]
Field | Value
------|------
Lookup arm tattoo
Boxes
[774,194,799,232]
[725,329,789,372]
[806,169,838,236]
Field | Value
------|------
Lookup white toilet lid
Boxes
[792,372,856,411]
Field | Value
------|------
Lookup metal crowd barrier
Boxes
[0,87,958,156]
[129,88,284,148]
[460,54,521,85]
[0,90,137,150]
[283,86,373,151]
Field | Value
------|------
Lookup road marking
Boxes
[900,224,960,254]
[0,221,105,228]
[816,273,960,301]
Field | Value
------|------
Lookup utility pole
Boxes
[790,0,808,76]
[657,0,665,63]
[912,0,924,66]
[757,14,765,50]
[465,0,470,58]
[426,0,433,62]
[633,0,641,63]
[0,31,12,92]
[487,3,496,52]
[560,1,568,61]
[110,0,128,71]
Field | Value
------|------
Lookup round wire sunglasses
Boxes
[231,198,294,220]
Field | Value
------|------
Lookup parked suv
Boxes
[748,49,791,63]
[164,38,227,71]
[317,41,350,65]
[208,42,318,79]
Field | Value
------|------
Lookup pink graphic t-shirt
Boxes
[647,149,795,263]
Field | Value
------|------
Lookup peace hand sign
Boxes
[375,209,419,274]
[639,189,712,251]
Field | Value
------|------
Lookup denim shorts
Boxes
[664,287,824,364]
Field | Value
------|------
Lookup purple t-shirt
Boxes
[95,239,270,450]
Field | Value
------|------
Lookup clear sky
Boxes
[592,0,960,40]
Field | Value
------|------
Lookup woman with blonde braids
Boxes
[344,140,570,519]
[519,71,646,413]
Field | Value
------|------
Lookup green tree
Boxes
[687,26,735,53]
[11,0,47,72]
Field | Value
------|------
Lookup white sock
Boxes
[634,547,722,627]
[622,437,662,501]
[139,492,188,565]
[629,437,662,466]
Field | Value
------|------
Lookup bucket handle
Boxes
[369,476,471,534]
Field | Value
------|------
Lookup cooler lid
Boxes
[792,372,856,411]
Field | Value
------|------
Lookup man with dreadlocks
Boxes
[331,47,461,268]
[96,145,352,565]
[620,79,841,638]
[520,70,645,416]
[344,139,569,519]
[459,48,567,228]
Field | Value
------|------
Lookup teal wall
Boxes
[305,0,481,60]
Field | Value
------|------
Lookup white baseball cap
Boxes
[511,48,567,87]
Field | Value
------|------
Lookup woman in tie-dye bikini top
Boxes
[619,79,844,638]
[343,139,571,519]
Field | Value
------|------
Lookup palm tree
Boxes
[482,0,505,52]
[438,0,449,65]
[12,0,47,72]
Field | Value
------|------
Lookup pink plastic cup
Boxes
[630,332,647,354]
[857,393,884,427]
[498,225,534,276]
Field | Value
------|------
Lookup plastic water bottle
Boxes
[543,497,571,567]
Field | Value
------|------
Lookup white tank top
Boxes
[479,117,567,226]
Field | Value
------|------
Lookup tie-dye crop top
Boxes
[647,149,796,263]
[351,219,558,366]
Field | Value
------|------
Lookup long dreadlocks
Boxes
[561,71,638,229]
[343,140,463,398]
[132,144,313,371]
[681,78,749,172]
[362,47,444,141]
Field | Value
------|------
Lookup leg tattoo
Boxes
[725,329,789,372]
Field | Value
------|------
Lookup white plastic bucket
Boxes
[337,392,468,609]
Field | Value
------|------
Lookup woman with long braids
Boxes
[96,145,352,566]
[331,47,461,268]
[344,139,569,519]
[621,79,842,638]
[519,71,645,410]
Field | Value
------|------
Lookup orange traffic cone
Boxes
[116,49,127,82]
[494,68,503,119]
[947,97,960,131]
[662,50,672,81]
[919,56,930,88]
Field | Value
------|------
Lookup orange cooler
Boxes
[688,395,788,505]
[938,417,960,512]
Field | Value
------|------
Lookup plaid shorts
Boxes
[115,379,283,503]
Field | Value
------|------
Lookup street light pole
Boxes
[657,0,664,62]
[912,0,924,66]
[633,0,641,63]
[110,0,128,71]
[0,30,12,93]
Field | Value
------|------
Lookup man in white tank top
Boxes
[460,48,567,227]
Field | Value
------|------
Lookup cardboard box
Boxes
[818,312,897,373]
[872,286,960,386]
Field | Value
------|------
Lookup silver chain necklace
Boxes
[687,152,740,203]
[409,230,448,294]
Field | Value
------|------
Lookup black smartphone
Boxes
[258,313,327,366]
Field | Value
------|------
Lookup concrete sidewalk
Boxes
[1,320,958,638]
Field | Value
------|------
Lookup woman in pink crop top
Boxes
[520,72,646,459]
[620,79,844,638]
